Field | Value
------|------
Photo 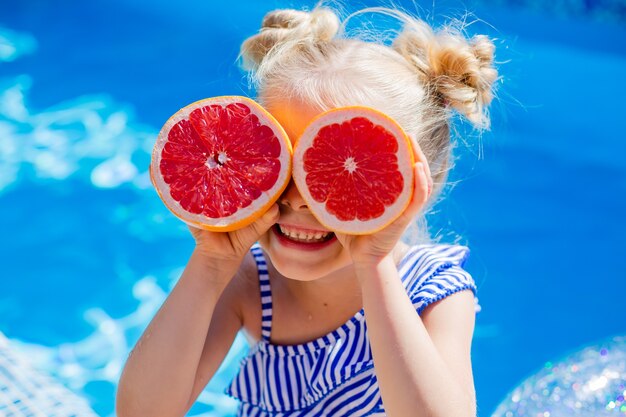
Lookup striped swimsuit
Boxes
[226,243,479,416]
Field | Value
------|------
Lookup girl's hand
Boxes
[335,144,432,266]
[188,204,279,266]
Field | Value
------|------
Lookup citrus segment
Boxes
[150,96,291,231]
[293,107,414,235]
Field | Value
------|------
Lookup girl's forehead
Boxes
[267,99,324,143]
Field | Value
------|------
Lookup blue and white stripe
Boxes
[251,245,273,342]
[225,243,479,416]
[397,244,479,314]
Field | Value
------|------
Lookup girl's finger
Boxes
[409,137,433,192]
[232,204,280,251]
[333,231,351,250]
[403,162,430,221]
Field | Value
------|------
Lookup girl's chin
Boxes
[270,256,351,282]
[258,229,352,281]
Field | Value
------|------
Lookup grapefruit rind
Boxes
[292,106,415,235]
[150,96,292,232]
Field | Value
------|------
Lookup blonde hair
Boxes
[240,4,498,243]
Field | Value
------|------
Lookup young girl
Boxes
[117,4,498,417]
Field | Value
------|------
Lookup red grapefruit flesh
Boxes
[292,107,415,235]
[150,96,292,231]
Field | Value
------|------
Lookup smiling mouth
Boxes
[274,224,336,243]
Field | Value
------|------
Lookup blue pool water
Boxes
[1,1,626,416]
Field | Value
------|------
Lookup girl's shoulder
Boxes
[400,243,470,270]
[400,243,480,315]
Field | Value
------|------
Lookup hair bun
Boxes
[393,21,498,128]
[261,10,310,30]
[241,8,340,70]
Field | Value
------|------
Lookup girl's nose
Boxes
[279,179,308,211]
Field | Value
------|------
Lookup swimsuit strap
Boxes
[251,244,273,341]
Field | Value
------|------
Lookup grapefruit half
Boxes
[150,96,292,231]
[292,107,415,235]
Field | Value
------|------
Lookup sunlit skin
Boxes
[258,176,357,283]
[259,96,432,270]
[257,97,434,310]
[260,116,482,417]
[259,100,349,281]
[259,97,422,264]
[117,97,478,417]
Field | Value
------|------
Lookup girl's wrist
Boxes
[193,244,242,267]
[353,254,396,284]
[189,248,241,286]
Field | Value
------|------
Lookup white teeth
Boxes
[278,225,330,242]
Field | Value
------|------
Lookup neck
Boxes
[269,241,410,310]
[274,262,361,311]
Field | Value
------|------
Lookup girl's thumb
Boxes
[255,204,280,234]
[238,204,280,248]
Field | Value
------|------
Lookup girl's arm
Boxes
[336,150,475,416]
[116,249,242,417]
[356,257,477,417]
[116,205,279,417]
